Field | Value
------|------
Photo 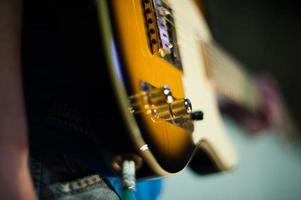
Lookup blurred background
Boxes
[158,0,301,199]
[160,118,301,200]
[204,0,301,122]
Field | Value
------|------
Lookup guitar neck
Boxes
[204,41,262,112]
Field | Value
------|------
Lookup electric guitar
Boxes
[94,0,237,178]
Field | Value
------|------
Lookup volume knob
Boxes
[170,98,192,119]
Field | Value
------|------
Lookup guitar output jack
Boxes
[112,154,143,172]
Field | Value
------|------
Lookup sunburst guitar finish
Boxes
[96,0,237,177]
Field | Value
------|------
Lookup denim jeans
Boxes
[30,154,120,200]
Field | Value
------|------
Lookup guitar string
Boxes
[154,5,259,106]
[158,11,228,69]
[151,3,248,110]
[145,0,259,105]
[158,11,236,77]
[159,0,246,70]
[157,6,253,81]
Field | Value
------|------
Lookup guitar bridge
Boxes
[143,0,182,70]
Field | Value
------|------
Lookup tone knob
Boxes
[170,98,192,119]
[152,98,192,121]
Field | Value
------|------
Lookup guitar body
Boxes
[22,0,237,180]
[94,0,237,178]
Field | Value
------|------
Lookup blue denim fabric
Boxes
[30,155,163,200]
[108,178,163,200]
[30,155,121,200]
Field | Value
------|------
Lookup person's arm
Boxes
[0,0,36,199]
